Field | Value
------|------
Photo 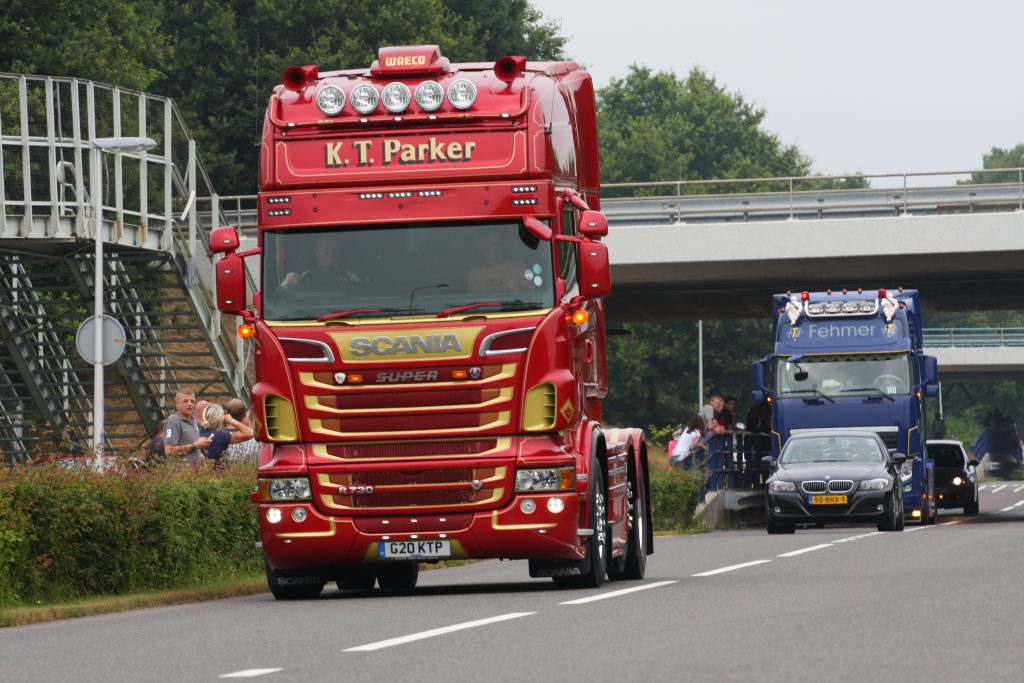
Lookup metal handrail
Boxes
[922,327,1024,348]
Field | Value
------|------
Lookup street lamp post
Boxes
[90,136,156,470]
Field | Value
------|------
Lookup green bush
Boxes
[0,463,261,607]
[648,457,704,532]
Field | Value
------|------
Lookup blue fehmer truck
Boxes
[752,288,941,524]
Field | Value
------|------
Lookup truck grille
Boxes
[316,438,504,461]
[314,465,508,512]
[300,363,517,438]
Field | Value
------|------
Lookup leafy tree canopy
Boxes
[2,0,565,194]
[963,143,1024,184]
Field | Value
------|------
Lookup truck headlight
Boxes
[952,476,963,486]
[900,461,914,482]
[259,477,311,501]
[515,467,575,492]
[768,480,796,492]
[859,477,890,490]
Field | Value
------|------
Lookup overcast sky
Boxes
[529,0,1024,181]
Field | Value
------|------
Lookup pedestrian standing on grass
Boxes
[164,388,211,467]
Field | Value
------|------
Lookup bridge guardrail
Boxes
[922,327,1024,348]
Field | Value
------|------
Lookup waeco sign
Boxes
[274,131,526,186]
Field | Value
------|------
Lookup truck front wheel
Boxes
[553,459,608,589]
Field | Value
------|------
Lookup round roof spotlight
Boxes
[381,82,412,113]
[350,84,380,115]
[315,85,346,116]
[414,81,445,112]
[447,78,477,110]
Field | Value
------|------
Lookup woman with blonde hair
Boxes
[200,403,254,467]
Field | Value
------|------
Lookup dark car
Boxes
[764,430,905,534]
[927,439,980,514]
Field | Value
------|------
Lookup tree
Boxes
[963,143,1024,184]
[0,0,170,91]
[595,66,809,430]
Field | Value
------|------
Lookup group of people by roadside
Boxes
[146,387,258,469]
[669,393,774,499]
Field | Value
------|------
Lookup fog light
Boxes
[911,509,922,518]
[547,498,565,513]
[267,508,282,524]
[774,507,782,514]
[877,504,884,511]
[520,498,537,514]
[291,507,307,523]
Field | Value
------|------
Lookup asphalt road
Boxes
[3,482,1023,683]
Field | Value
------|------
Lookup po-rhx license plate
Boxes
[379,540,451,560]
[809,495,847,505]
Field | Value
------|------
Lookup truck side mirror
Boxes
[890,452,907,465]
[578,240,611,299]
[923,355,939,396]
[216,254,247,315]
[578,210,608,238]
[209,225,240,254]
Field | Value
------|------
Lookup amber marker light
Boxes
[347,373,364,384]
[451,369,469,380]
[571,309,589,325]
[238,323,256,339]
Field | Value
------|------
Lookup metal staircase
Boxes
[0,73,253,464]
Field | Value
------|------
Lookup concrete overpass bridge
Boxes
[2,71,1022,460]
[924,328,1024,382]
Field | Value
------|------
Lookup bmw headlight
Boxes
[515,467,575,492]
[316,86,346,116]
[859,477,890,490]
[259,477,311,501]
[768,480,796,492]
[952,476,963,486]
[900,460,914,482]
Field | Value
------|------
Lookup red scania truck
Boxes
[210,45,652,599]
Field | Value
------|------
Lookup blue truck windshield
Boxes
[777,353,910,398]
[262,221,555,321]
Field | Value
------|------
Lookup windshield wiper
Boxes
[840,387,895,402]
[436,301,502,318]
[799,386,835,403]
[318,308,410,322]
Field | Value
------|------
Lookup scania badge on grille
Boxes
[334,372,347,384]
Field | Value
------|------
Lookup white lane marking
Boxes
[1001,501,1024,512]
[979,484,989,490]
[833,536,860,543]
[559,580,677,605]
[991,484,1008,493]
[1015,500,1024,507]
[692,560,771,577]
[778,543,833,558]
[999,505,1015,512]
[344,612,534,652]
[940,520,961,525]
[1014,485,1024,493]
[219,670,283,679]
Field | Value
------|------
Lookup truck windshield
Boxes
[776,353,910,398]
[261,220,555,321]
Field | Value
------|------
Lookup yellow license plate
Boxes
[809,495,847,505]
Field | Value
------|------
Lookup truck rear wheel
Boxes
[376,562,419,591]
[553,459,608,589]
[608,467,648,581]
[265,562,324,600]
